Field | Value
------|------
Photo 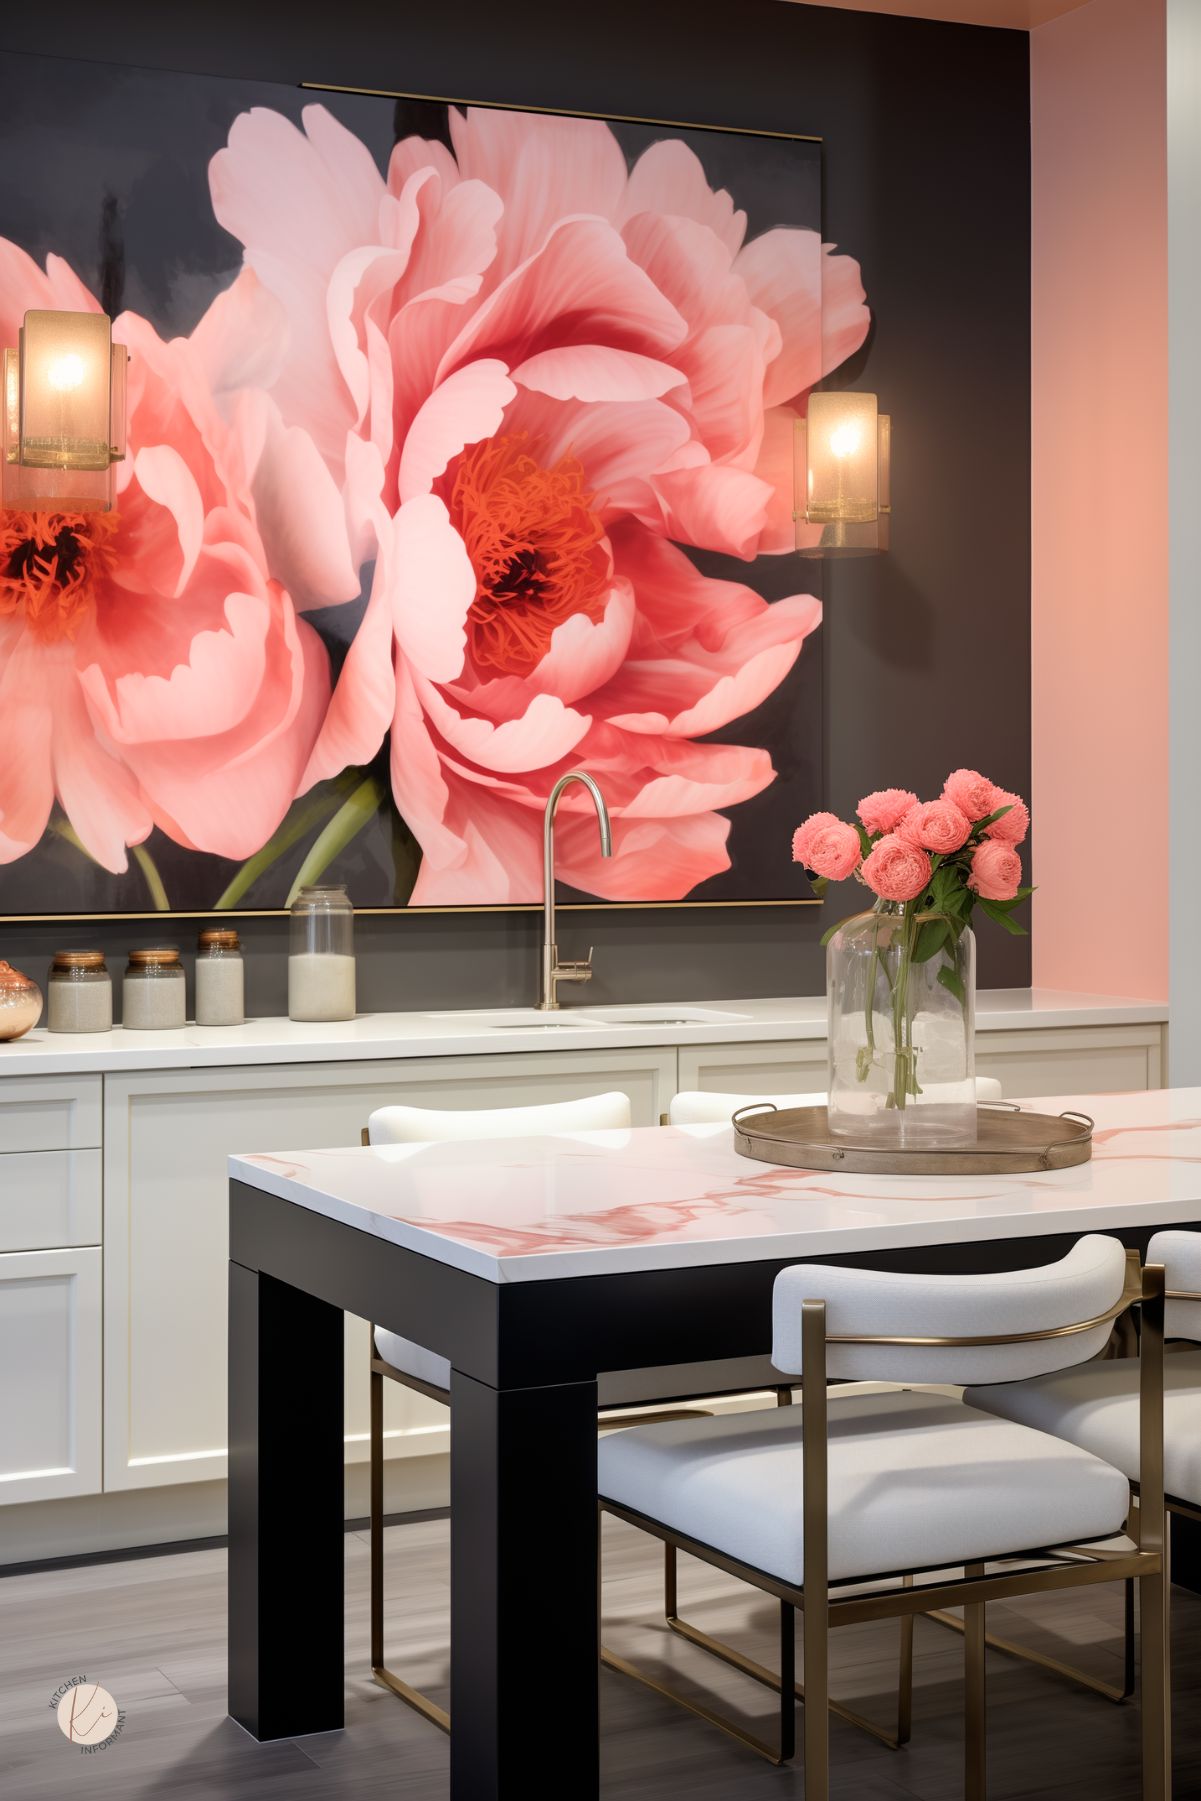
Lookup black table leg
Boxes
[450,1370,600,1801]
[228,1260,345,1740]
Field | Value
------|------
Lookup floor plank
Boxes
[0,1513,1196,1799]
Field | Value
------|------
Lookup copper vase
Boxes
[0,961,43,1041]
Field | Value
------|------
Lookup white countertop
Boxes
[0,989,1168,1077]
[230,1087,1201,1284]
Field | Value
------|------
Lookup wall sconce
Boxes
[794,390,890,557]
[3,310,127,513]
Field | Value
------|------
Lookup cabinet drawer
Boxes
[0,1150,102,1251]
[0,1076,101,1153]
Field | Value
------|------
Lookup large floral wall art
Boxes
[0,58,870,915]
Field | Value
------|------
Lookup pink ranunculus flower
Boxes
[860,834,932,903]
[793,811,843,866]
[968,839,1022,902]
[898,798,971,855]
[0,242,333,872]
[207,104,869,901]
[799,818,862,883]
[857,788,918,838]
[942,767,1000,822]
[983,788,1030,846]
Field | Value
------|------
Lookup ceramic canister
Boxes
[0,960,43,1041]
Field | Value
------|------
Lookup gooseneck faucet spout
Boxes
[538,772,612,1011]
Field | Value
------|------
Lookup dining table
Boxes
[226,1085,1201,1801]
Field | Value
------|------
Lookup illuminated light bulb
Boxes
[829,422,860,460]
[47,353,87,392]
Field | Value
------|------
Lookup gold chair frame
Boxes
[926,1285,1200,1709]
[600,1263,1171,1801]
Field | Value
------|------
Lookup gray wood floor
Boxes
[2,1513,1198,1800]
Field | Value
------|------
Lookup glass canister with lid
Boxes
[288,884,356,1022]
[195,927,245,1027]
[123,947,186,1030]
[47,950,113,1033]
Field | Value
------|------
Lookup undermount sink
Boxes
[576,1005,752,1027]
[423,1008,594,1029]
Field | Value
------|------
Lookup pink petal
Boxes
[752,405,808,555]
[190,268,289,396]
[304,528,396,787]
[595,524,821,737]
[500,389,693,520]
[510,344,688,402]
[128,444,206,598]
[556,810,733,900]
[50,670,153,872]
[388,135,461,195]
[410,773,545,905]
[397,358,516,502]
[735,232,870,408]
[455,577,636,717]
[389,494,478,683]
[648,463,774,560]
[415,677,591,774]
[448,107,628,274]
[248,401,361,609]
[0,624,59,863]
[618,140,747,259]
[388,660,459,867]
[436,217,687,385]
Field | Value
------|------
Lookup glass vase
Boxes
[826,900,977,1148]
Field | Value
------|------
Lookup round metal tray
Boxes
[731,1103,1094,1176]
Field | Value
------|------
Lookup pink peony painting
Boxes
[0,65,870,915]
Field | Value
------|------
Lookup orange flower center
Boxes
[0,510,118,644]
[449,434,609,677]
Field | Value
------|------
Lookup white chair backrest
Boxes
[368,1089,632,1145]
[772,1234,1129,1386]
[668,1076,1002,1128]
[1148,1229,1201,1341]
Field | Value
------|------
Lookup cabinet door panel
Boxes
[677,1040,827,1098]
[103,1047,674,1491]
[0,1247,101,1505]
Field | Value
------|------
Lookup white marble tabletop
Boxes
[230,1087,1201,1285]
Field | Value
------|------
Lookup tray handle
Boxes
[1039,1110,1095,1169]
[731,1102,780,1130]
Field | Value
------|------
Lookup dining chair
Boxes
[957,1228,1199,1704]
[666,1075,1003,1126]
[597,1235,1170,1799]
[362,1088,776,1732]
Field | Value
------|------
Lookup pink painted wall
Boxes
[1031,0,1169,997]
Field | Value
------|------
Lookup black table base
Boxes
[228,1176,1200,1797]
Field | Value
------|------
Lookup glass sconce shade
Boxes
[794,393,891,558]
[2,310,128,512]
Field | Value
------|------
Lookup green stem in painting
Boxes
[286,774,386,906]
[212,773,362,911]
[131,843,171,913]
[50,817,99,865]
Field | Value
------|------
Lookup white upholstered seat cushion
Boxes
[373,1330,451,1391]
[967,1348,1201,1506]
[597,1388,1129,1585]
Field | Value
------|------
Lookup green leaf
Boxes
[808,874,830,898]
[912,918,950,963]
[213,773,361,910]
[855,1043,875,1083]
[820,920,843,947]
[972,803,1013,834]
[977,896,1029,935]
[854,822,873,858]
[938,964,967,1005]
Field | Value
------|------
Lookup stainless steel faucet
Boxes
[538,772,612,1010]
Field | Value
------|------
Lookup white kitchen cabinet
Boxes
[0,1247,101,1505]
[102,1046,676,1492]
[0,1074,101,1153]
[0,1150,102,1253]
[679,1022,1165,1102]
[677,1039,828,1097]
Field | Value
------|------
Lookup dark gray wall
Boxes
[0,0,1032,1017]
